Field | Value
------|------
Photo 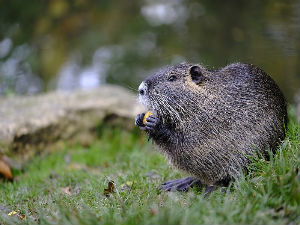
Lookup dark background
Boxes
[0,0,299,101]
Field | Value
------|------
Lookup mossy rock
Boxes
[0,85,142,161]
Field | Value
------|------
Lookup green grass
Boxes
[0,109,299,225]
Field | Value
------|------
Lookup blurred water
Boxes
[0,0,299,101]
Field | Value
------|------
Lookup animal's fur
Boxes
[138,62,287,185]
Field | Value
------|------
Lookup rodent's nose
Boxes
[138,82,147,96]
[139,89,145,95]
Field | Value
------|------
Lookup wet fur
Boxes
[139,62,287,185]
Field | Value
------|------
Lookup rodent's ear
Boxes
[190,66,204,84]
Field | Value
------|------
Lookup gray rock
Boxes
[0,85,142,160]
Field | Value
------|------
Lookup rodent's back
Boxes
[139,62,287,185]
[212,63,287,151]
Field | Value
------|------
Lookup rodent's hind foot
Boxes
[203,185,216,198]
[158,176,203,192]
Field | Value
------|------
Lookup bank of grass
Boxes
[0,109,299,225]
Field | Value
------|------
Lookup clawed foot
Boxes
[135,113,145,127]
[135,113,160,132]
[159,177,216,196]
[203,185,216,197]
[159,177,203,192]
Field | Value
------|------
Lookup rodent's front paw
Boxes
[144,115,161,132]
[135,113,145,128]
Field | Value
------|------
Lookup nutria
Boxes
[135,62,287,193]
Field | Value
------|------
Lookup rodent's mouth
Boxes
[138,92,157,115]
[139,94,151,111]
[138,81,158,115]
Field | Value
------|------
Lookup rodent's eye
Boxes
[168,75,177,82]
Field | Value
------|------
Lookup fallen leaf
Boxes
[7,210,26,220]
[61,186,72,195]
[8,210,18,216]
[20,214,26,219]
[103,180,115,197]
[0,159,13,180]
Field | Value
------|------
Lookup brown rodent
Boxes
[135,62,287,193]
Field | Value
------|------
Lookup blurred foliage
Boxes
[0,0,299,101]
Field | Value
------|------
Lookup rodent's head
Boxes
[138,63,212,126]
